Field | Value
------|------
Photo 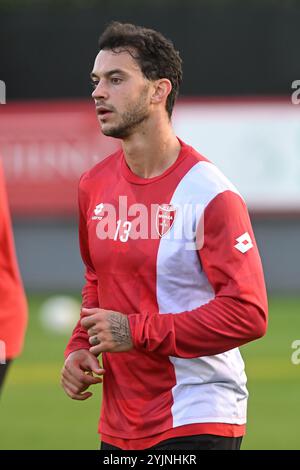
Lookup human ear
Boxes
[150,79,172,105]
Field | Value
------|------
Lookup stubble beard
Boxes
[101,88,150,139]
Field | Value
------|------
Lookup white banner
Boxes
[173,100,300,211]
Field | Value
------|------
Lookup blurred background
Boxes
[0,0,300,450]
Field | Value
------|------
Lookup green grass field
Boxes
[0,295,299,450]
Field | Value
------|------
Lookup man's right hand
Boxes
[61,349,105,400]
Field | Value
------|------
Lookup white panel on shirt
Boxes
[156,160,248,426]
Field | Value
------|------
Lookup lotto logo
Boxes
[234,232,253,254]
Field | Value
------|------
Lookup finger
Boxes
[89,343,109,355]
[64,362,89,383]
[63,382,93,401]
[84,365,105,376]
[63,367,102,387]
[89,335,101,346]
[80,315,97,330]
[81,355,106,375]
[62,381,93,400]
[84,376,103,385]
[87,326,98,337]
[89,344,104,356]
[61,379,92,400]
[64,363,104,385]
[81,371,103,385]
[62,377,87,395]
[62,367,85,389]
[81,308,101,315]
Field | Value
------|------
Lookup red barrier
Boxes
[0,100,119,216]
[1,97,296,216]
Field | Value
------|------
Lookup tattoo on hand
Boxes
[109,313,132,347]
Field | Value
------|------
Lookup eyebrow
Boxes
[90,69,127,80]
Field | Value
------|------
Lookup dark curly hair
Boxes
[98,22,183,118]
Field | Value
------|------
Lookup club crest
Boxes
[156,204,177,238]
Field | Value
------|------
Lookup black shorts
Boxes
[0,360,12,392]
[101,434,243,450]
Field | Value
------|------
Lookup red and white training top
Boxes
[0,160,27,360]
[65,139,268,450]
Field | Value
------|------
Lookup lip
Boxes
[96,106,113,116]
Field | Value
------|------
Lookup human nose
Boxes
[92,80,109,100]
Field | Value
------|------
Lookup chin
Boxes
[102,126,129,139]
[101,127,116,137]
[100,124,113,134]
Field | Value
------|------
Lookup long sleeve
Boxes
[0,161,28,359]
[128,190,268,358]
[64,176,99,359]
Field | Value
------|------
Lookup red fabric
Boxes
[0,161,27,359]
[64,140,268,442]
[101,422,246,450]
[129,190,268,358]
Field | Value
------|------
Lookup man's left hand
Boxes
[80,308,133,355]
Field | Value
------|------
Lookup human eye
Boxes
[111,77,122,85]
[90,80,99,89]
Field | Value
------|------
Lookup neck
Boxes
[121,114,181,179]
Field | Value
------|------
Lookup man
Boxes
[0,160,28,393]
[61,22,268,450]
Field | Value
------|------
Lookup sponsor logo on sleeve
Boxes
[92,202,104,220]
[234,231,253,253]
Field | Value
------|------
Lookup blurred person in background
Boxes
[61,22,268,450]
[0,160,28,394]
